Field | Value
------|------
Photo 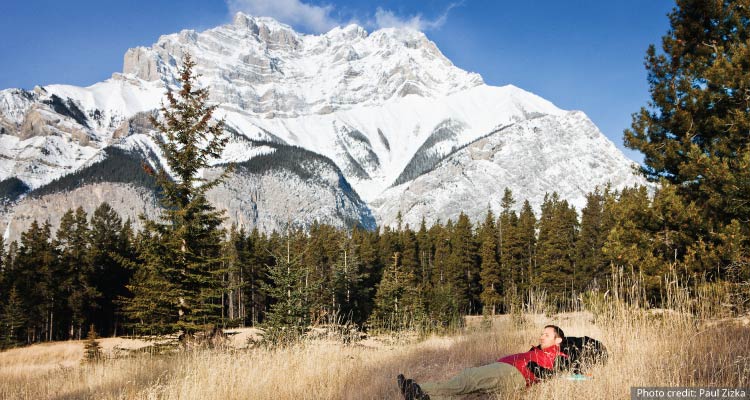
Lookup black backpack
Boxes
[560,336,608,373]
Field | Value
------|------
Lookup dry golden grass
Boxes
[0,309,748,400]
[2,269,749,400]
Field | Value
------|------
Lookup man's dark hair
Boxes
[545,325,565,339]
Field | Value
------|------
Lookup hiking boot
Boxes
[410,381,430,400]
[408,381,430,400]
[397,374,406,396]
[397,374,430,400]
[397,374,412,398]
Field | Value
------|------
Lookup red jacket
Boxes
[497,344,567,386]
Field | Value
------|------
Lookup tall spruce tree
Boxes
[536,193,579,308]
[56,207,98,340]
[0,287,26,348]
[90,202,133,336]
[416,218,431,283]
[575,188,610,291]
[399,227,425,321]
[351,227,380,323]
[0,235,5,293]
[331,234,370,325]
[424,221,460,326]
[624,0,750,228]
[304,223,341,324]
[624,0,750,290]
[245,227,270,326]
[124,54,231,335]
[498,189,526,309]
[222,225,246,324]
[429,222,450,287]
[479,209,502,314]
[369,252,408,330]
[602,186,666,302]
[446,214,479,314]
[0,240,16,322]
[14,221,57,342]
[517,200,537,292]
[262,230,310,339]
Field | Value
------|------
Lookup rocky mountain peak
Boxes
[230,12,301,49]
[1,13,646,240]
[120,14,483,116]
[324,23,369,41]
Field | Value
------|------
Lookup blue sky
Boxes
[0,0,675,163]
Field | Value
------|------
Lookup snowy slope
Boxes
[0,77,164,189]
[371,111,645,228]
[218,84,565,201]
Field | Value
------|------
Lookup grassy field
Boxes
[1,307,748,400]
[2,271,749,400]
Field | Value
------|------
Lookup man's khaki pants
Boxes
[419,362,526,400]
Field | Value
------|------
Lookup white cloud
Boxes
[225,0,461,33]
[373,2,461,31]
[226,0,339,33]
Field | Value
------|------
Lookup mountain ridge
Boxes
[0,13,645,240]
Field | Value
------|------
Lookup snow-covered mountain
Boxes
[371,111,643,227]
[0,13,645,240]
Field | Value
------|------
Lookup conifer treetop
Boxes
[149,53,232,203]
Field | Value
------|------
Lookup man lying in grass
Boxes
[398,325,599,400]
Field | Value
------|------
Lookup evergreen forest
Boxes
[0,182,747,347]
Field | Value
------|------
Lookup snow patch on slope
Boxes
[371,111,647,228]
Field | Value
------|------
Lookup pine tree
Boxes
[497,189,526,309]
[262,231,310,342]
[517,200,537,292]
[575,188,609,291]
[123,230,178,335]
[222,225,251,325]
[649,183,703,266]
[607,184,706,303]
[304,223,341,324]
[536,193,579,308]
[399,227,425,321]
[244,228,270,326]
[416,218,432,288]
[83,324,102,363]
[424,221,460,326]
[56,207,99,340]
[479,209,502,314]
[14,221,57,342]
[90,202,133,337]
[350,227,380,323]
[369,252,407,330]
[624,0,750,229]
[377,226,399,274]
[0,240,17,318]
[0,287,26,348]
[446,213,479,314]
[602,186,665,302]
[331,234,370,325]
[430,222,451,287]
[124,54,232,335]
[0,235,5,296]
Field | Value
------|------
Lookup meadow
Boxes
[1,275,748,400]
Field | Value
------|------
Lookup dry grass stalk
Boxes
[1,270,748,399]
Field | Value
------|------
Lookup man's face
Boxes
[539,327,562,349]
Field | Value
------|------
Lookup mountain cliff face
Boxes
[122,13,483,115]
[0,13,645,240]
[371,111,644,228]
